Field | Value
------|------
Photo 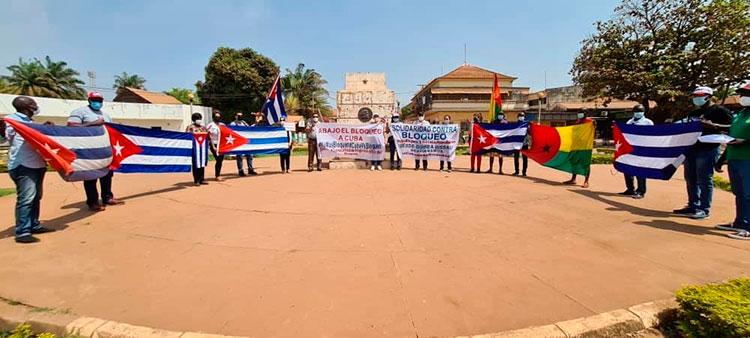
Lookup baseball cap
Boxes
[87,91,104,100]
[693,86,714,96]
[736,83,750,94]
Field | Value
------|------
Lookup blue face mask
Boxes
[90,101,103,110]
[633,112,645,119]
[692,96,708,107]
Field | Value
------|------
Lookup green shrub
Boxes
[596,147,615,154]
[0,188,14,198]
[714,176,732,193]
[1,324,55,338]
[591,153,613,164]
[675,278,750,338]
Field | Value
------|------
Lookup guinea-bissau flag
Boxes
[522,122,595,175]
[488,73,503,121]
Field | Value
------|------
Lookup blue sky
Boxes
[1,0,620,105]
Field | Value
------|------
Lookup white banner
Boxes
[391,123,460,161]
[314,123,385,161]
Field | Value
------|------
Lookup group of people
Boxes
[4,84,750,243]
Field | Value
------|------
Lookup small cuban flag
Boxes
[192,132,209,169]
[263,74,287,125]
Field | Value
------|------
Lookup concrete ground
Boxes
[0,155,748,338]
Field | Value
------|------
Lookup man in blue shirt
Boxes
[67,92,124,211]
[5,96,56,243]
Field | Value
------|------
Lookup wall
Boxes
[0,93,212,131]
[336,73,395,123]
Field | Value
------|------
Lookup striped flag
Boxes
[487,73,503,121]
[263,74,287,124]
[105,123,194,173]
[613,121,702,180]
[472,122,529,155]
[192,132,209,169]
[3,118,112,181]
[218,125,290,155]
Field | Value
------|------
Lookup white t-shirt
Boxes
[206,122,224,145]
[626,117,654,126]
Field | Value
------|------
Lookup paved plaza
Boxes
[0,156,748,338]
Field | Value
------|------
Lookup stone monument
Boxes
[336,73,395,123]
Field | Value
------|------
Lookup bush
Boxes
[714,176,732,193]
[675,278,750,338]
[1,324,55,338]
[591,153,613,164]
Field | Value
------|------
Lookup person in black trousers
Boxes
[513,112,529,176]
[186,113,209,186]
[386,115,402,170]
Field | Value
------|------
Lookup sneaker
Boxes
[15,236,40,244]
[239,171,246,177]
[728,230,750,240]
[423,167,428,171]
[715,223,739,231]
[390,166,395,171]
[512,172,519,176]
[31,227,56,234]
[248,170,258,175]
[200,181,208,185]
[414,167,419,171]
[194,182,201,186]
[377,165,383,171]
[672,207,695,215]
[690,210,710,220]
[370,165,375,171]
[308,168,313,172]
[632,194,644,199]
[439,169,444,172]
[619,190,636,196]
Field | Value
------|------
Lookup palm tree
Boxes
[282,63,330,117]
[113,72,146,94]
[1,57,85,99]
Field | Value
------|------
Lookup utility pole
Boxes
[463,43,467,65]
[87,71,96,90]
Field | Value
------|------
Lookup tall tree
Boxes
[113,72,147,94]
[571,0,750,121]
[282,63,331,117]
[164,87,201,105]
[1,56,85,99]
[196,47,279,120]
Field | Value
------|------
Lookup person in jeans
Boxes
[278,116,292,174]
[513,113,529,177]
[306,113,322,171]
[206,111,226,181]
[370,114,384,171]
[386,114,402,170]
[414,112,430,170]
[486,113,508,174]
[230,111,257,176]
[717,83,750,239]
[67,92,124,211]
[619,105,653,199]
[672,87,733,220]
[186,113,209,186]
[439,115,453,172]
[5,96,55,243]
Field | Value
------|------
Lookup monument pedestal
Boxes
[327,159,394,169]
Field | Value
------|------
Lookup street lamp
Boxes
[537,91,546,125]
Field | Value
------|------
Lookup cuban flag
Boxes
[217,125,289,155]
[3,118,112,181]
[262,74,287,124]
[192,132,209,169]
[105,123,194,173]
[613,121,702,180]
[471,122,529,155]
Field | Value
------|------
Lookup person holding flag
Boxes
[230,111,257,177]
[469,114,483,173]
[414,112,430,171]
[386,113,402,170]
[619,105,653,199]
[513,112,529,177]
[186,113,209,186]
[206,111,226,181]
[5,96,56,243]
[562,109,595,188]
[485,113,508,174]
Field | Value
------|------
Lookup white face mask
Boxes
[577,113,585,119]
[418,116,424,121]
[741,96,750,107]
[312,117,319,123]
[518,116,525,122]
[633,112,645,119]
[32,107,40,116]
[195,120,203,126]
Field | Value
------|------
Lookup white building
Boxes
[0,93,212,132]
[336,73,395,123]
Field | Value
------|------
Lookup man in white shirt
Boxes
[620,104,654,199]
[206,111,226,181]
[414,112,430,170]
[230,112,257,176]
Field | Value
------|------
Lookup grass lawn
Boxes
[0,188,15,198]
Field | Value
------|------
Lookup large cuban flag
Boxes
[472,122,529,155]
[3,118,112,181]
[105,123,194,173]
[613,121,702,180]
[263,74,287,125]
[217,125,290,155]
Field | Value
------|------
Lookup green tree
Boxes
[571,0,750,122]
[282,63,331,117]
[196,47,279,120]
[163,87,201,105]
[400,106,412,120]
[113,72,146,94]
[1,56,85,99]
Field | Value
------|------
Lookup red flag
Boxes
[612,124,633,161]
[3,118,76,175]
[218,125,249,154]
[105,124,143,170]
[470,123,499,155]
